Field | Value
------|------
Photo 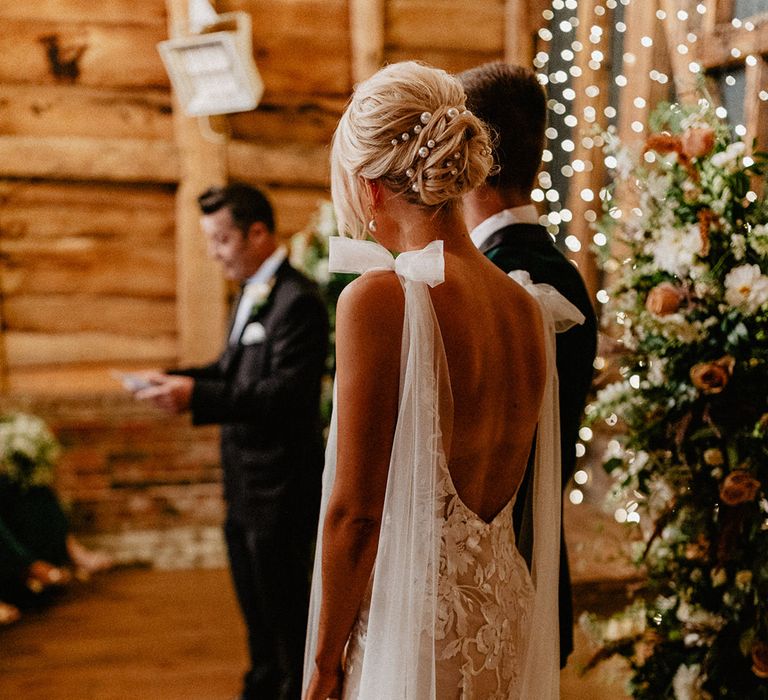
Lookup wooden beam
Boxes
[166,0,228,367]
[3,296,176,336]
[659,0,699,104]
[0,135,178,183]
[697,23,768,70]
[0,84,173,140]
[744,57,768,151]
[5,331,176,366]
[349,0,385,83]
[0,135,329,189]
[505,0,533,65]
[617,0,671,149]
[703,0,734,33]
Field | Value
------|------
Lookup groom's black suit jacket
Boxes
[480,223,597,667]
[170,259,329,524]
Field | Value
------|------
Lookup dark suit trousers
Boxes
[225,506,313,700]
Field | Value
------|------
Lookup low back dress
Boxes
[304,237,584,700]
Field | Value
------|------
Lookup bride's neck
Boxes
[385,204,473,254]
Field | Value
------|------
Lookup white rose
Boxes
[724,264,768,313]
[672,663,701,700]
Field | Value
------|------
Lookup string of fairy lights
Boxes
[531,0,768,518]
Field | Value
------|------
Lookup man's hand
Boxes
[135,373,194,415]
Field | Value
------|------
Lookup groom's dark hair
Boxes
[197,182,276,236]
[458,62,546,195]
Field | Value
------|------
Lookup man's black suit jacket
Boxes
[480,223,597,667]
[171,259,329,526]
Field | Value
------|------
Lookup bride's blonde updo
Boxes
[331,61,494,239]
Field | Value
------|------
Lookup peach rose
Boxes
[646,282,683,316]
[720,470,761,506]
[644,133,683,157]
[752,641,768,679]
[681,127,716,159]
[690,355,735,394]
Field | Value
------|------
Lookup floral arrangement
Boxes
[290,201,357,424]
[0,413,60,490]
[584,99,768,698]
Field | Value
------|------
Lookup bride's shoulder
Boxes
[337,269,404,339]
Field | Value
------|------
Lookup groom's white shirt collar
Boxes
[229,246,287,343]
[245,245,287,287]
[469,204,539,249]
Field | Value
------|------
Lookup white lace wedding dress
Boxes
[303,237,584,700]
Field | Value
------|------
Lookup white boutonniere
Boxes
[241,321,267,345]
[243,278,275,320]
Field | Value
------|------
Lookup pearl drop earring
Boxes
[368,218,377,233]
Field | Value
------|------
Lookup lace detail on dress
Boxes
[433,460,534,700]
[343,460,535,700]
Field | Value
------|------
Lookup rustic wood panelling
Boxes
[5,364,172,394]
[388,0,505,54]
[219,0,351,96]
[0,0,167,25]
[5,331,176,367]
[3,296,176,336]
[228,95,345,145]
[264,186,332,239]
[0,20,169,88]
[0,84,173,140]
[227,139,330,189]
[386,47,505,74]
[0,135,178,183]
[0,180,177,388]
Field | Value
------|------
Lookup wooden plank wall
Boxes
[0,1,175,393]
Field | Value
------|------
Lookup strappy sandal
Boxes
[25,561,72,593]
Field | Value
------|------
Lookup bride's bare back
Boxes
[431,248,546,522]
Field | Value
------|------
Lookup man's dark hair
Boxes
[458,62,547,194]
[197,182,275,235]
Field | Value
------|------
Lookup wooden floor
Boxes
[0,568,247,700]
[0,565,630,700]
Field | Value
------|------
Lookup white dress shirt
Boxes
[469,204,540,249]
[229,246,287,344]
